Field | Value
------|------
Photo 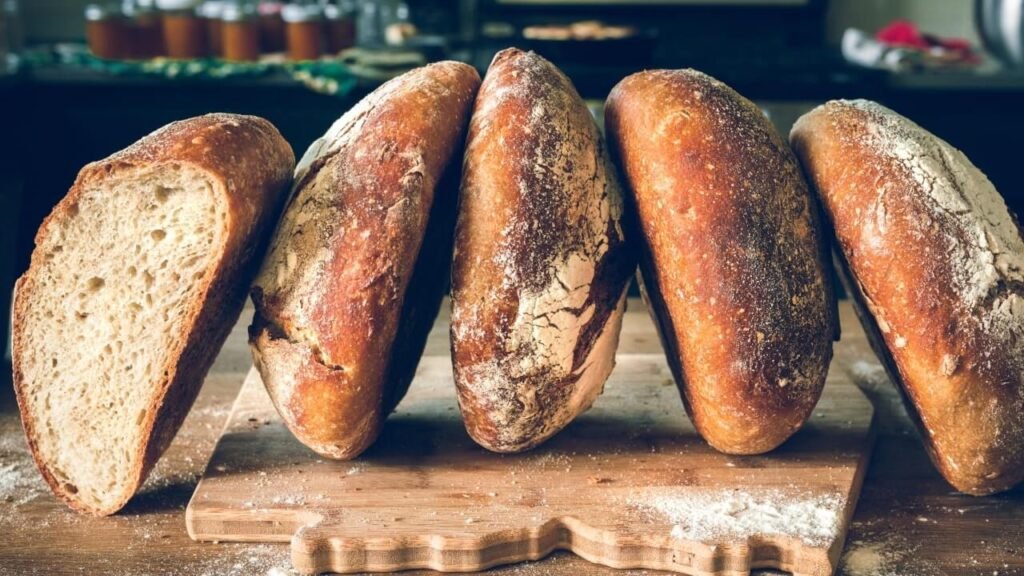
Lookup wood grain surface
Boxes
[186,356,873,575]
[1,300,1023,576]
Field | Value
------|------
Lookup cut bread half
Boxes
[13,114,294,515]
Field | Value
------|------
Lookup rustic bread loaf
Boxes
[605,70,837,455]
[250,61,480,459]
[791,100,1024,495]
[451,49,635,453]
[13,114,294,515]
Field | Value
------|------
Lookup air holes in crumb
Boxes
[86,277,105,291]
[64,483,78,495]
[75,312,89,321]
[150,229,166,242]
[67,204,79,217]
[51,358,57,368]
[127,266,137,277]
[155,186,172,203]
[143,271,155,287]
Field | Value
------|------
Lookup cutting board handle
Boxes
[290,515,835,575]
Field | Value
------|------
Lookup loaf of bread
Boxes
[605,70,837,455]
[451,49,635,453]
[13,114,295,515]
[250,62,480,459]
[791,100,1024,495]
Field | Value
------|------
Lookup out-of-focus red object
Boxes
[876,19,981,64]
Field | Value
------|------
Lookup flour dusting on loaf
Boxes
[252,62,480,459]
[791,100,1024,495]
[835,100,1024,311]
[451,49,634,453]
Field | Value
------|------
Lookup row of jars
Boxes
[85,1,357,62]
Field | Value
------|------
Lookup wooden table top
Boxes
[1,299,1022,576]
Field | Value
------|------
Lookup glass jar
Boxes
[281,3,323,61]
[157,0,207,58]
[198,1,225,57]
[323,2,355,54]
[161,7,208,58]
[355,0,381,48]
[124,0,163,58]
[257,1,285,53]
[221,3,260,61]
[85,4,129,59]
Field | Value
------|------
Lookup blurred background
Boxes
[1,0,1023,360]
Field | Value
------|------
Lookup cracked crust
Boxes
[791,100,1024,495]
[250,62,480,459]
[451,49,636,453]
[13,114,294,515]
[605,70,837,455]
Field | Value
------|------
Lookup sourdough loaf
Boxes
[250,61,480,459]
[605,70,837,455]
[13,114,295,515]
[451,49,635,453]
[791,100,1024,495]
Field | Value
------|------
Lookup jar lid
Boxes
[196,1,225,18]
[155,0,201,10]
[121,0,158,17]
[323,4,354,20]
[84,4,122,20]
[220,2,256,22]
[257,2,284,16]
[281,3,323,23]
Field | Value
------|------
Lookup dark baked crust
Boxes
[451,49,635,453]
[12,113,295,515]
[250,62,480,459]
[605,70,837,455]
[791,100,1024,495]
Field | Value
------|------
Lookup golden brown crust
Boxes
[791,100,1024,495]
[605,69,836,455]
[451,49,635,453]
[13,113,295,514]
[250,61,480,459]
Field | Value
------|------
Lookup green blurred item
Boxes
[23,44,360,97]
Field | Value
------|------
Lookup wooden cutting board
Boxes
[187,329,875,576]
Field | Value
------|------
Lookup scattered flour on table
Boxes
[629,488,843,546]
[842,541,899,576]
[0,436,48,510]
